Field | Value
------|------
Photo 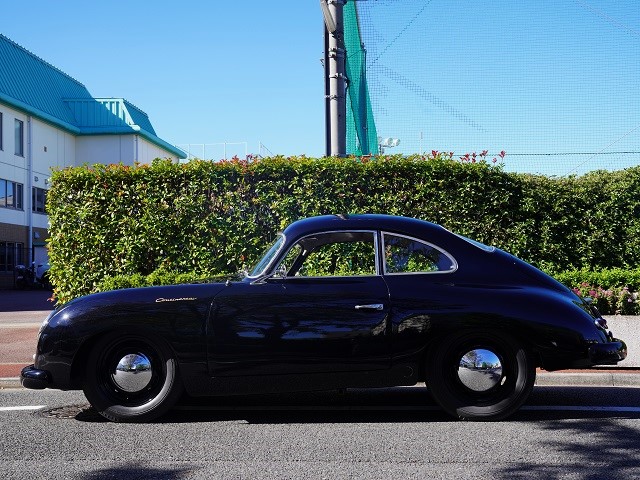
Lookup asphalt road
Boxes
[2,386,640,479]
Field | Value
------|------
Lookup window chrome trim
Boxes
[246,233,287,279]
[275,229,381,278]
[453,232,496,252]
[381,231,458,275]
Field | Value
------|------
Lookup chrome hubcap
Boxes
[457,348,503,392]
[111,353,153,393]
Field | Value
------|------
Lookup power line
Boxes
[506,151,640,156]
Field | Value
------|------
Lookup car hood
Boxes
[51,281,230,324]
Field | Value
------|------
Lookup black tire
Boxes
[426,330,535,421]
[82,332,183,422]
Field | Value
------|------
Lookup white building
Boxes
[0,34,185,287]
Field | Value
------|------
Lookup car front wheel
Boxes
[82,332,182,422]
[426,330,535,421]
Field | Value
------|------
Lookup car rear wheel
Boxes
[82,332,182,422]
[426,330,535,421]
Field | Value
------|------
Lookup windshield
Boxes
[248,234,285,277]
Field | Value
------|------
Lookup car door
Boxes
[208,230,391,376]
[380,231,459,357]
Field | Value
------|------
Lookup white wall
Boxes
[2,102,180,235]
[136,136,178,163]
[76,135,135,166]
[0,107,79,230]
[0,103,29,228]
[76,135,178,165]
[31,117,76,175]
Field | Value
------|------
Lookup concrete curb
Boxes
[536,372,640,387]
[0,377,21,389]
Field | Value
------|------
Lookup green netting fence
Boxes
[344,1,378,156]
[343,1,639,175]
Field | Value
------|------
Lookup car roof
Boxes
[282,214,447,241]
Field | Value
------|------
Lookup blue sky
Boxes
[2,1,639,173]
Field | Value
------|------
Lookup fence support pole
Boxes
[322,0,346,157]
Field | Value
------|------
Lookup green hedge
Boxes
[47,155,640,304]
[553,268,640,315]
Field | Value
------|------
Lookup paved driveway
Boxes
[0,289,54,312]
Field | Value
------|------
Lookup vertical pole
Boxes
[324,26,331,157]
[325,0,346,157]
[26,116,33,266]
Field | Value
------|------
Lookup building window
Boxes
[0,112,3,150]
[15,119,24,156]
[32,187,47,213]
[0,242,24,272]
[0,179,24,210]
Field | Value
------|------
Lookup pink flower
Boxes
[480,150,488,157]
[432,150,439,157]
[499,150,506,158]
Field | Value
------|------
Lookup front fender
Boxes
[35,283,224,389]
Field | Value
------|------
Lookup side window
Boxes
[277,243,303,276]
[278,231,377,277]
[383,233,456,274]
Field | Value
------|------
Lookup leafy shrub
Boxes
[553,268,640,315]
[46,155,640,304]
[569,283,638,315]
[553,268,640,292]
[97,270,207,292]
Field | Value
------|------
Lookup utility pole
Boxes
[321,0,347,157]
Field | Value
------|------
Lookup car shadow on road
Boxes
[76,463,191,480]
[68,386,640,426]
[54,385,640,479]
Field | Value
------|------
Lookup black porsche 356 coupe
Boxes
[22,214,626,422]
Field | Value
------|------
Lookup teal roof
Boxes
[0,34,185,158]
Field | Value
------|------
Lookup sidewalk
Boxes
[1,291,639,390]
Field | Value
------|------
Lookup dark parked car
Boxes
[22,214,626,422]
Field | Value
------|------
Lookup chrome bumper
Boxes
[20,364,49,390]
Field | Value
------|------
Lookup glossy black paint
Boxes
[22,214,627,396]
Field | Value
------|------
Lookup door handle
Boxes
[355,304,384,311]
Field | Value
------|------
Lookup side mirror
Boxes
[274,264,287,278]
[250,264,287,285]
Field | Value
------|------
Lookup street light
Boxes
[319,0,337,33]
[378,137,400,154]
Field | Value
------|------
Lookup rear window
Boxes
[383,233,457,274]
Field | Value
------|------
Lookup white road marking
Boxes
[0,405,45,412]
[521,405,640,413]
